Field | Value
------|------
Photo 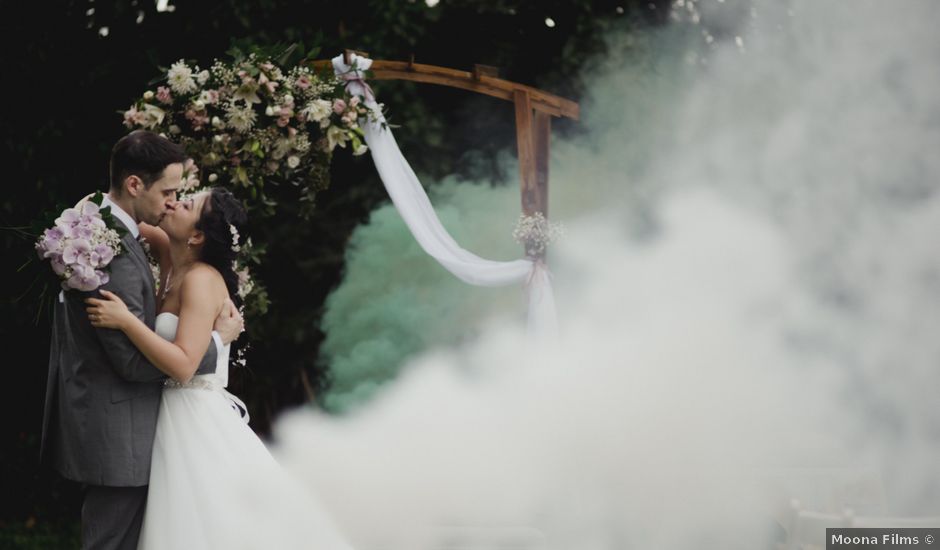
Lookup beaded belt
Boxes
[164,377,220,391]
[163,376,250,423]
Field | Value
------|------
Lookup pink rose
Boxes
[123,106,140,128]
[332,99,347,114]
[185,109,209,129]
[156,86,173,104]
[295,76,311,89]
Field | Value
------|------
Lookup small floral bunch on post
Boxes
[34,192,126,292]
[122,46,377,214]
[512,212,564,258]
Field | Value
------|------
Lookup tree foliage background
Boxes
[0,0,669,544]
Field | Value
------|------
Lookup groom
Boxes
[40,130,244,550]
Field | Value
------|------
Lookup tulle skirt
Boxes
[137,379,352,550]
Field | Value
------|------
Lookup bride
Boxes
[86,187,353,549]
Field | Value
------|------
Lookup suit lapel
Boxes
[113,218,156,292]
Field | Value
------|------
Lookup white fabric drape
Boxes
[332,53,557,337]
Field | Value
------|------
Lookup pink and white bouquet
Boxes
[35,194,125,292]
[122,49,378,207]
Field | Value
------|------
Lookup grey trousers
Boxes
[82,485,148,550]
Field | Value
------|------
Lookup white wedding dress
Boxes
[137,312,353,550]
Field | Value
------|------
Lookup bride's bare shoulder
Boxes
[179,264,227,304]
[182,263,225,286]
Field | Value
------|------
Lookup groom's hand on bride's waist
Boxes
[214,298,244,345]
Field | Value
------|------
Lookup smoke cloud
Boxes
[261,1,940,547]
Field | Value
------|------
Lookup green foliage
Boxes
[0,521,81,550]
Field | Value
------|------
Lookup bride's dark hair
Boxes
[195,187,248,309]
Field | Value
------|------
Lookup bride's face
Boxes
[161,191,210,242]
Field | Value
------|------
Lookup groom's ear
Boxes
[124,175,144,198]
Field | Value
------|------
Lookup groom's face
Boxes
[137,163,183,226]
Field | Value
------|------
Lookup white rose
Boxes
[265,105,275,116]
[213,134,224,142]
[211,116,223,128]
[193,100,205,111]
[287,155,300,168]
[169,124,181,134]
[283,94,294,105]
[208,173,218,182]
[143,90,155,101]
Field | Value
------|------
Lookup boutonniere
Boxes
[34,191,127,292]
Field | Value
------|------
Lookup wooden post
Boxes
[515,89,554,258]
[514,89,537,219]
[533,111,551,219]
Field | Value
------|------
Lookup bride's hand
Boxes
[85,290,134,330]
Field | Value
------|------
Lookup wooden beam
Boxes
[311,59,579,120]
[472,64,499,80]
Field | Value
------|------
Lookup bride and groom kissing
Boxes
[41,130,352,549]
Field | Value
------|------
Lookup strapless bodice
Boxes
[155,312,230,387]
[155,311,181,341]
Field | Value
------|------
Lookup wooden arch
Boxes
[313,51,580,258]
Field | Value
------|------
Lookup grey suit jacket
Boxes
[40,219,219,487]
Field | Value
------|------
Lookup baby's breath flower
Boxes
[512,212,564,256]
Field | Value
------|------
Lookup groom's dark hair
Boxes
[110,130,186,194]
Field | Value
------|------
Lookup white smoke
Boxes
[260,0,940,547]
